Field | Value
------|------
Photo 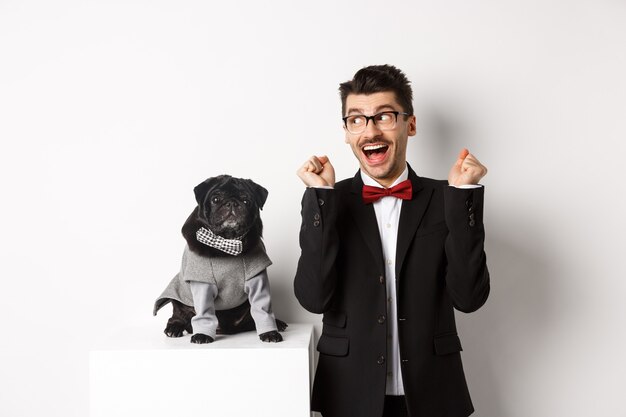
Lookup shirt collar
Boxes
[360,164,409,189]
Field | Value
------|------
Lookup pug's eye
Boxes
[242,199,249,205]
[211,196,221,204]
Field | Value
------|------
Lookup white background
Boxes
[1,1,625,416]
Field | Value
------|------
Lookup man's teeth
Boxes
[363,144,387,151]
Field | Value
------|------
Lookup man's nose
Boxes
[362,117,382,138]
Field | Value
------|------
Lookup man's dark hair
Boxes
[339,64,414,117]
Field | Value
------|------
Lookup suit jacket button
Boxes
[378,315,386,324]
[318,198,325,206]
[313,220,320,227]
[377,355,385,365]
[469,220,476,227]
[314,213,321,220]
[379,275,385,284]
[469,212,475,221]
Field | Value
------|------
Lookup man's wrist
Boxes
[449,184,482,189]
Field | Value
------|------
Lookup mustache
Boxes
[358,138,391,147]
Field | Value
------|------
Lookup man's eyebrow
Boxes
[345,104,397,115]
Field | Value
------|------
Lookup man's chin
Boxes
[360,162,392,180]
[361,160,408,186]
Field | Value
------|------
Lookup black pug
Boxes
[153,175,287,344]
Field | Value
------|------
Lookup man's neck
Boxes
[361,164,409,189]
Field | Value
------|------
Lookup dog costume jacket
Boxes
[153,240,278,338]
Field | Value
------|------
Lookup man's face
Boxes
[344,91,416,187]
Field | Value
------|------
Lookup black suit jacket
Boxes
[294,165,490,417]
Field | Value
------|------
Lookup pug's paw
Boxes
[164,321,188,338]
[259,330,283,343]
[275,319,288,332]
[191,333,214,344]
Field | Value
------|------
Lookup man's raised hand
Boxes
[447,148,488,186]
[297,155,336,188]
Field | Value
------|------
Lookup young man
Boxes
[294,65,490,417]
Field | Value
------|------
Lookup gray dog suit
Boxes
[154,240,278,339]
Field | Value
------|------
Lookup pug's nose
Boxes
[225,201,239,209]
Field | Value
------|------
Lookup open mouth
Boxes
[362,143,389,164]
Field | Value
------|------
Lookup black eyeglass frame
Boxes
[342,111,411,133]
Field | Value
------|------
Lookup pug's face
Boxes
[193,175,268,239]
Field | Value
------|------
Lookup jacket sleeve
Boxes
[443,186,491,313]
[293,187,340,314]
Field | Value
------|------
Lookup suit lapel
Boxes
[348,172,385,274]
[395,166,433,278]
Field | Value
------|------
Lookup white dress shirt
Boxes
[361,166,409,395]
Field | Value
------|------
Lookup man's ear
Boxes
[243,179,269,210]
[408,114,417,137]
[193,175,229,205]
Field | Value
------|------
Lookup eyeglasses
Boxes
[342,111,410,134]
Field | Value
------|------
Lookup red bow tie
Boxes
[362,180,413,204]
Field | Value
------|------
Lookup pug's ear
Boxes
[193,175,229,205]
[244,179,269,210]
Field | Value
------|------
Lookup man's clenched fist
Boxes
[297,155,336,188]
[448,148,488,186]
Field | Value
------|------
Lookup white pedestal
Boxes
[90,322,314,417]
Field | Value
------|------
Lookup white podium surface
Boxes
[90,322,314,417]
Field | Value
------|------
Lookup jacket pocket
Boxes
[322,310,347,328]
[434,333,463,355]
[317,334,349,357]
[415,221,448,238]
